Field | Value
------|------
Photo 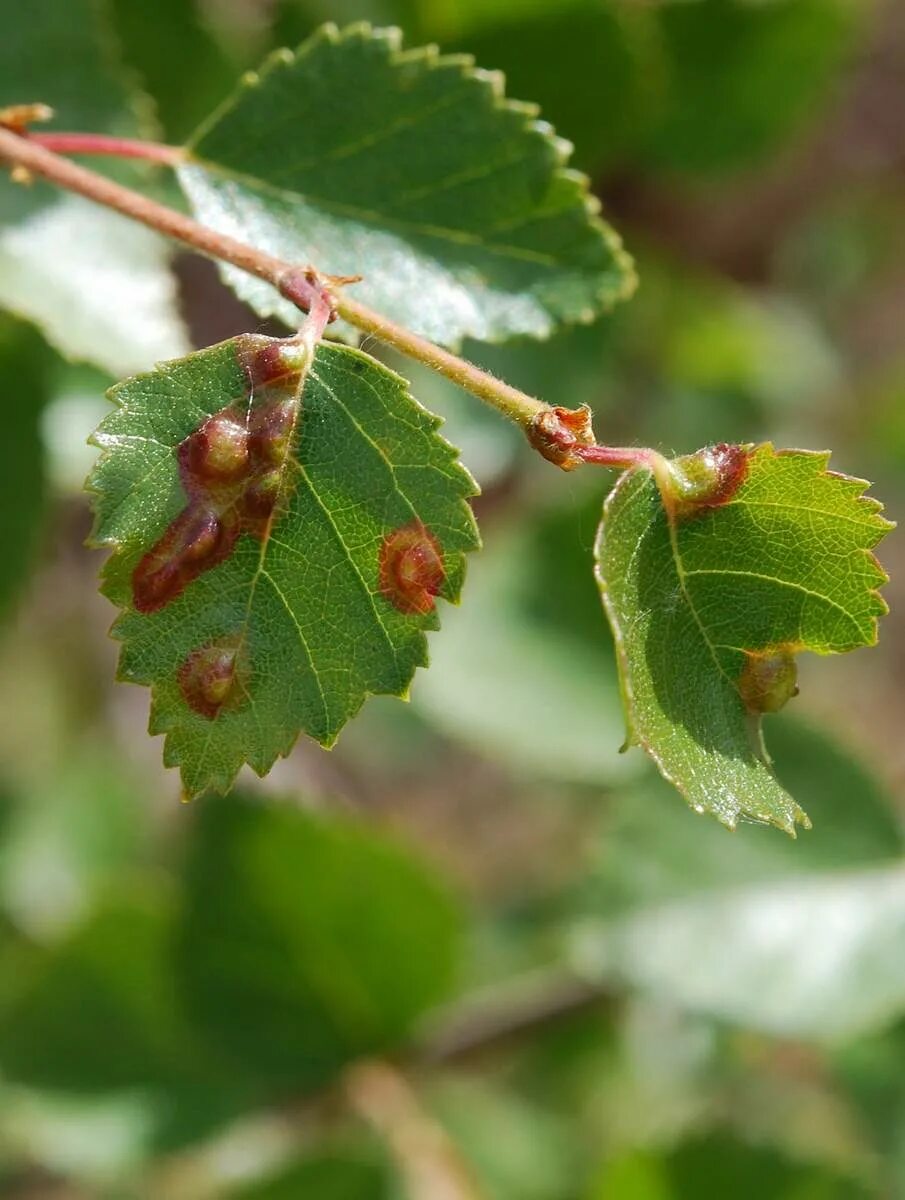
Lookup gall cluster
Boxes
[130,338,448,721]
[132,341,304,616]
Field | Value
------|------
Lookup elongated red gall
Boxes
[130,340,306,615]
[132,507,239,613]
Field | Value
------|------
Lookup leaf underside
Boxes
[177,22,635,348]
[88,337,479,799]
[0,0,187,372]
[595,445,892,833]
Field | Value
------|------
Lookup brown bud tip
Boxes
[668,443,749,520]
[379,521,445,614]
[0,103,54,131]
[184,412,250,483]
[526,405,595,470]
[179,640,242,719]
[738,648,799,714]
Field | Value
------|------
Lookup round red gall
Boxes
[178,640,242,719]
[669,443,750,520]
[241,340,306,389]
[379,522,445,614]
[184,413,250,483]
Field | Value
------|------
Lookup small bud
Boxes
[526,405,595,470]
[0,103,54,131]
[738,648,799,714]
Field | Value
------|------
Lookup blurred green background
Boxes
[0,0,904,1196]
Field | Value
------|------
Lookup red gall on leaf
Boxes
[379,522,445,615]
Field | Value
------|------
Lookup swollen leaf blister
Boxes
[595,444,893,832]
[88,336,479,798]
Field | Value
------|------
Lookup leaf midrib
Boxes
[182,159,586,270]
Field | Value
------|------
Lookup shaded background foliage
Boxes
[0,0,903,1196]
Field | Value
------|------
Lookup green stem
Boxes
[335,293,544,425]
[0,125,545,427]
[0,124,666,477]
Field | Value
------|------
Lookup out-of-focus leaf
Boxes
[0,745,149,941]
[416,490,640,785]
[833,1023,905,1195]
[0,0,188,371]
[178,23,635,345]
[0,196,188,377]
[41,360,115,494]
[0,1088,159,1180]
[596,446,892,831]
[0,0,149,223]
[638,0,860,176]
[227,1146,396,1200]
[575,718,905,918]
[429,1075,582,1200]
[177,795,462,1093]
[444,0,654,174]
[592,1136,871,1199]
[110,0,237,142]
[0,317,49,618]
[0,891,199,1093]
[89,336,478,798]
[568,719,905,1043]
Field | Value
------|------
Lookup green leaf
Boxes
[0,891,196,1093]
[595,445,892,832]
[177,795,462,1093]
[0,0,189,372]
[88,334,478,798]
[0,195,189,376]
[593,1137,871,1200]
[226,1146,395,1200]
[575,717,904,921]
[177,23,635,346]
[567,723,905,1043]
[639,0,860,177]
[0,0,149,223]
[109,0,237,142]
[0,317,49,619]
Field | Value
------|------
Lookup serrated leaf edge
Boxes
[596,444,893,832]
[183,21,637,349]
[85,338,480,798]
[737,445,894,647]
